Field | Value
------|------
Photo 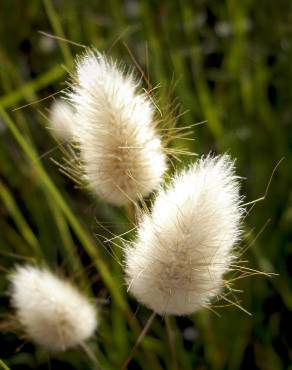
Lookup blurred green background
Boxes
[0,0,291,369]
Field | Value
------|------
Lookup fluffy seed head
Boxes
[125,155,244,315]
[49,99,75,141]
[68,49,167,206]
[9,265,97,351]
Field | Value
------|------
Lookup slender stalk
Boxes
[165,316,179,370]
[120,311,156,370]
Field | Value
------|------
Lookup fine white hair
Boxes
[68,49,167,206]
[125,154,244,315]
[9,265,97,351]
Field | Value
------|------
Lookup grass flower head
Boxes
[125,155,244,315]
[68,49,167,205]
[9,265,97,351]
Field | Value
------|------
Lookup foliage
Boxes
[0,0,291,369]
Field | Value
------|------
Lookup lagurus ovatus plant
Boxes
[9,265,97,352]
[67,49,167,206]
[125,154,245,315]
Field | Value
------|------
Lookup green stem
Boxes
[0,180,41,258]
[0,359,11,370]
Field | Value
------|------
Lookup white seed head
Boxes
[125,155,244,315]
[49,99,75,141]
[68,49,167,206]
[9,265,97,351]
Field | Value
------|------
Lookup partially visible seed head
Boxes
[9,265,97,351]
[125,154,244,315]
[49,99,75,141]
[68,49,167,206]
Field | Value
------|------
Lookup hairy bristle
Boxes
[67,49,167,206]
[9,265,97,351]
[125,154,244,315]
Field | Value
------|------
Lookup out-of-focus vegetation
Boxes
[0,0,291,369]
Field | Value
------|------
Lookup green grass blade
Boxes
[0,65,66,109]
[0,180,41,257]
[0,359,11,370]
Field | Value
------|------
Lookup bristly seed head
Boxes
[67,49,167,206]
[49,99,75,141]
[125,154,245,315]
[9,265,97,352]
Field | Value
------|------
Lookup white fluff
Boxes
[125,155,244,315]
[68,50,167,206]
[9,265,97,351]
[49,99,75,141]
